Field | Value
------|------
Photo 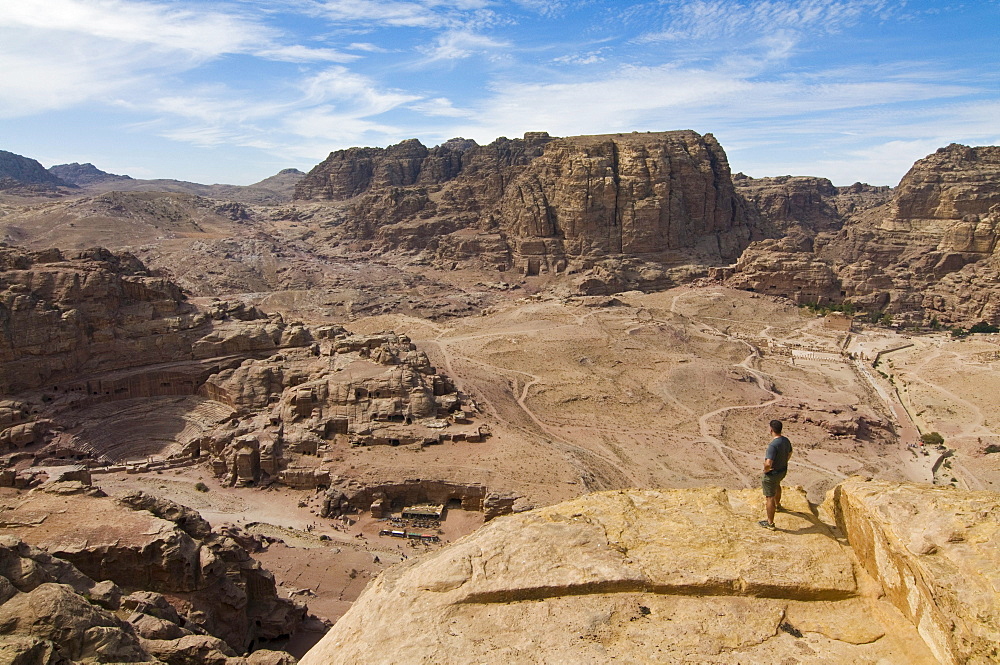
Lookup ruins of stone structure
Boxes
[320,477,518,521]
[200,329,484,488]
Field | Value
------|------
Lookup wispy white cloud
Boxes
[437,58,993,184]
[408,97,471,117]
[311,0,441,28]
[131,66,421,154]
[0,0,266,56]
[2,0,995,188]
[347,42,390,52]
[513,0,569,17]
[0,0,373,117]
[553,50,606,66]
[310,0,494,29]
[298,67,421,111]
[637,0,892,43]
[418,29,509,61]
[0,26,177,118]
[256,45,360,63]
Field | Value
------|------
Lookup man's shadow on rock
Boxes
[775,509,837,537]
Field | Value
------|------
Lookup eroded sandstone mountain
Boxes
[300,478,998,665]
[296,131,754,289]
[719,144,1000,325]
[825,144,1000,323]
[0,246,296,395]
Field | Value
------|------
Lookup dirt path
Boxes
[670,290,848,485]
[429,328,635,490]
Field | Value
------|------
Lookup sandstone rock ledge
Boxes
[298,480,999,664]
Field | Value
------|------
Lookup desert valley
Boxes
[1,130,998,664]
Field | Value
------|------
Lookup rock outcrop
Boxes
[299,480,997,664]
[719,144,1000,324]
[824,144,1000,324]
[1,249,482,500]
[733,174,891,237]
[830,479,1000,665]
[710,233,844,303]
[0,489,305,659]
[0,245,317,397]
[494,132,751,264]
[296,131,753,290]
[0,246,200,394]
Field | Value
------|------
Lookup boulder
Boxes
[0,491,304,655]
[0,582,149,662]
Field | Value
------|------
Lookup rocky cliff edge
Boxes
[301,478,998,664]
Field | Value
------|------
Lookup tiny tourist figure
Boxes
[759,419,792,530]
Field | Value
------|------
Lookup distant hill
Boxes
[48,162,132,186]
[48,165,306,205]
[0,150,72,191]
[248,168,306,197]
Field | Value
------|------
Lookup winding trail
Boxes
[427,328,634,489]
[670,290,848,485]
[420,290,857,493]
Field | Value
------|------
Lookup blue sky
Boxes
[1,0,997,185]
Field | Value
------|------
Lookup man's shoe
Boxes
[758,520,776,530]
[775,505,787,513]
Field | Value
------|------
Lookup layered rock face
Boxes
[830,479,1000,665]
[719,144,1000,323]
[733,173,891,236]
[301,479,997,665]
[0,247,200,394]
[0,487,303,663]
[824,144,1000,323]
[294,135,539,202]
[0,246,317,397]
[296,131,753,286]
[714,175,891,303]
[495,132,751,262]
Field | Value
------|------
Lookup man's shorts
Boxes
[762,468,787,497]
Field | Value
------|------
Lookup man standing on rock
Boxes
[760,419,792,530]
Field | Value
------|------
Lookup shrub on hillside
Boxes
[920,432,944,446]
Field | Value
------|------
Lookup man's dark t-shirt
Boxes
[765,436,792,473]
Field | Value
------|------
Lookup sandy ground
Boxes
[857,333,1000,490]
[47,286,998,650]
[345,287,950,503]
